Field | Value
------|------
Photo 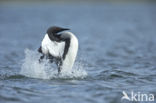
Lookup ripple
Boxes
[96,69,137,80]
[0,95,21,102]
[0,74,26,80]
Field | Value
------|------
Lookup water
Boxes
[20,49,87,79]
[0,2,156,103]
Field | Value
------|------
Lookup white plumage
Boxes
[60,31,78,72]
[41,34,65,57]
[40,30,78,72]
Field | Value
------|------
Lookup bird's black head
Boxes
[46,26,70,42]
[47,26,70,35]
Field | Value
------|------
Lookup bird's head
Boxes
[46,26,70,41]
[47,26,70,35]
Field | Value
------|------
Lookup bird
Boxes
[38,26,78,74]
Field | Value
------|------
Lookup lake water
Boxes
[0,2,156,103]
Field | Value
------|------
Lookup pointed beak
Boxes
[62,28,70,31]
[47,26,70,35]
[55,28,70,35]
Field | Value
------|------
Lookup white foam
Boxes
[20,49,87,79]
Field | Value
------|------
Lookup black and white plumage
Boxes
[38,26,78,73]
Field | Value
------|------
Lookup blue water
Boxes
[0,2,156,103]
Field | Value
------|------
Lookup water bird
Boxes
[38,26,78,73]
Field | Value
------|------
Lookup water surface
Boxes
[0,3,156,103]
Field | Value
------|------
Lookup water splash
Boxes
[20,49,87,79]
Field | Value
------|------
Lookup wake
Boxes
[20,49,87,79]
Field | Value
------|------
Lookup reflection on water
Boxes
[0,2,156,103]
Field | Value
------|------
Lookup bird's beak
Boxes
[55,28,70,35]
[61,28,70,31]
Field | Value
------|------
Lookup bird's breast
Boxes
[41,34,65,57]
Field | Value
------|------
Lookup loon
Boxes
[38,26,78,73]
